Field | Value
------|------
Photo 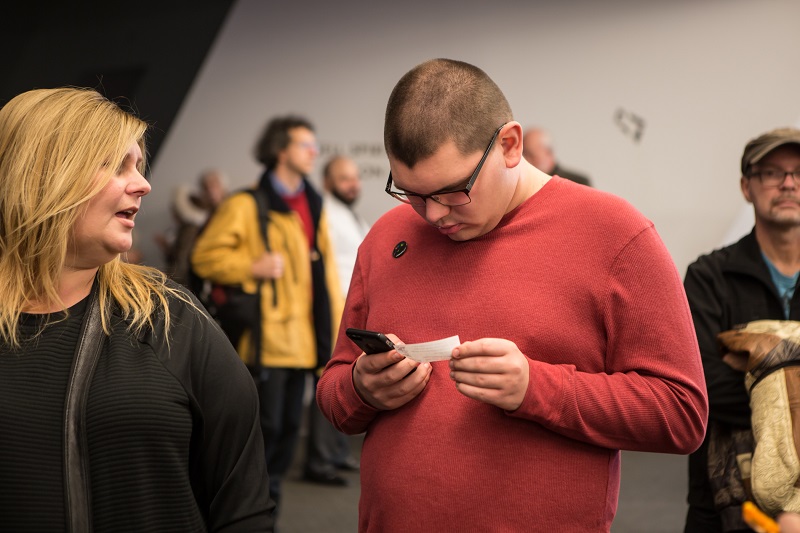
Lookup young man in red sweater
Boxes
[317,58,708,532]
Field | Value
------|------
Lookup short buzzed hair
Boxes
[384,58,513,168]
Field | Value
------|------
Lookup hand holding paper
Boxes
[395,335,461,363]
[449,338,530,411]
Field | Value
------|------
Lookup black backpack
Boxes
[188,188,272,373]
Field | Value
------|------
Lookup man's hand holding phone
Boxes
[346,328,432,410]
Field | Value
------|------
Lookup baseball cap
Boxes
[741,127,800,175]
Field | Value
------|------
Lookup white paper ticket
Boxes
[394,335,461,363]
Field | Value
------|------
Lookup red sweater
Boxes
[318,177,708,532]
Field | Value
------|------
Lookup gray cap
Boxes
[741,127,800,175]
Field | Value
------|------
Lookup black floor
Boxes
[278,433,689,532]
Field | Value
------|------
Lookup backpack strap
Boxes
[249,188,270,251]
[247,188,272,380]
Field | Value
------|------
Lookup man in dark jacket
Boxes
[522,127,591,186]
[684,127,800,532]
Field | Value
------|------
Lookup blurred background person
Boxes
[192,115,343,518]
[0,87,272,531]
[322,155,370,293]
[302,155,369,486]
[156,168,228,285]
[522,126,592,186]
[683,127,800,532]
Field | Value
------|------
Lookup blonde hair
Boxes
[0,87,186,346]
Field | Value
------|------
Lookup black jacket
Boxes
[685,230,800,528]
[0,281,274,532]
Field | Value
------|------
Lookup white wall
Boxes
[141,0,800,276]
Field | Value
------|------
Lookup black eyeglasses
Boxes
[385,123,507,207]
[748,167,800,188]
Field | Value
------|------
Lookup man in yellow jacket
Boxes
[192,115,343,516]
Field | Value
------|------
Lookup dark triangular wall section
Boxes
[1,0,236,169]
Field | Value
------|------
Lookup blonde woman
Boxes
[0,88,273,532]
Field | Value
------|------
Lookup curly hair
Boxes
[253,115,315,170]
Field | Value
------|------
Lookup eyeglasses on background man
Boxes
[748,167,800,188]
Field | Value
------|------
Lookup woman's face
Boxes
[66,142,150,269]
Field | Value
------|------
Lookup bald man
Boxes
[322,156,370,292]
[303,155,367,486]
[522,127,592,187]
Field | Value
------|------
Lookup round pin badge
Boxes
[392,241,408,258]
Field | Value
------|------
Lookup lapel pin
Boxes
[392,241,408,258]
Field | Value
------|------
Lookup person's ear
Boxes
[740,175,753,204]
[277,147,288,166]
[499,122,523,169]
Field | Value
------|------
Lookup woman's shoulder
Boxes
[116,274,211,343]
[162,278,211,325]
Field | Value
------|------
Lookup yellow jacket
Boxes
[191,183,343,369]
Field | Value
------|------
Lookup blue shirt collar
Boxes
[269,172,305,197]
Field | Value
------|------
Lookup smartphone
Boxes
[345,328,396,355]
